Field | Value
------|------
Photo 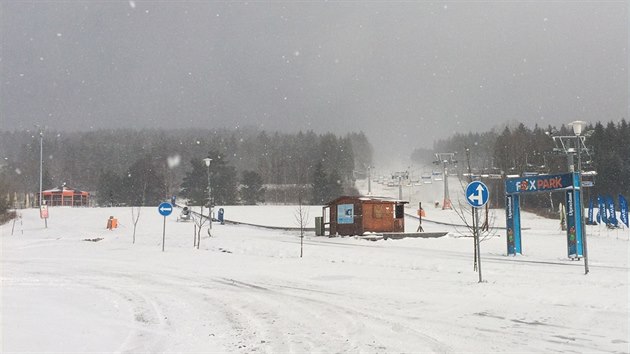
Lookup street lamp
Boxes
[570,120,588,275]
[367,165,372,196]
[38,128,47,228]
[202,157,212,236]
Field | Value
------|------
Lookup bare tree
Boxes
[294,194,310,258]
[192,206,209,249]
[130,181,147,244]
[450,148,500,282]
[131,206,141,244]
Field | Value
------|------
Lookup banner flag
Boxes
[565,190,583,258]
[607,195,618,226]
[505,194,522,255]
[587,197,595,225]
[596,209,601,224]
[598,195,607,224]
[619,194,629,228]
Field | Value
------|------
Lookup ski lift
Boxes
[432,171,443,181]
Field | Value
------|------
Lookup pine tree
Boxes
[180,159,209,206]
[125,155,165,206]
[180,151,238,206]
[311,162,328,205]
[240,170,265,205]
[327,169,344,201]
[96,170,123,206]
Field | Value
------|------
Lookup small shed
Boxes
[38,186,90,207]
[323,196,408,236]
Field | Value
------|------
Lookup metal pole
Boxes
[578,136,589,274]
[417,202,424,232]
[367,166,371,195]
[466,149,477,270]
[207,163,212,237]
[443,161,451,209]
[398,176,403,200]
[39,132,43,208]
[475,207,483,282]
[567,154,575,172]
[162,215,166,252]
[39,130,47,228]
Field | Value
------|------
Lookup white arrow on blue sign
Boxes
[158,202,173,216]
[465,181,489,208]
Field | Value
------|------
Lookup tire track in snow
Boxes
[200,277,454,353]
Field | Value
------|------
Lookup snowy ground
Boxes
[2,180,629,353]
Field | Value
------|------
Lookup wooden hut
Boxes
[323,196,408,236]
[38,186,90,207]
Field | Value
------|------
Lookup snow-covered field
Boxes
[2,180,629,353]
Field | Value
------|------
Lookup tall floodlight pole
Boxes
[38,128,47,228]
[367,165,372,195]
[203,157,212,237]
[442,160,449,209]
[434,153,456,210]
[571,121,589,275]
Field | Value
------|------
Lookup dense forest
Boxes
[412,120,629,210]
[1,120,626,212]
[0,128,373,207]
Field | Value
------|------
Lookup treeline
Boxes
[412,120,629,209]
[0,128,373,206]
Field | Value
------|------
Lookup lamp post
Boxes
[38,128,47,228]
[202,157,212,237]
[367,165,372,195]
[570,121,589,275]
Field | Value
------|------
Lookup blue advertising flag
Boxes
[505,194,521,255]
[587,197,595,224]
[607,196,618,226]
[596,210,601,224]
[565,190,582,258]
[598,196,607,224]
[619,195,629,228]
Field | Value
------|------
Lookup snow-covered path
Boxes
[2,203,629,353]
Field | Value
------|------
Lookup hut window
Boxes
[373,204,384,219]
[395,204,404,219]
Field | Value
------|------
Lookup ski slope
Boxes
[1,182,629,353]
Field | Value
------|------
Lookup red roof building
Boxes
[38,186,90,207]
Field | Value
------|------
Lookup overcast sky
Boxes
[1,1,627,162]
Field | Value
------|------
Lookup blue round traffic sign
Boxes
[465,181,489,208]
[158,202,173,216]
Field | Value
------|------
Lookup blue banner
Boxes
[587,197,595,225]
[607,196,618,226]
[565,189,583,258]
[596,209,601,224]
[598,195,607,224]
[619,195,629,228]
[506,194,521,255]
[505,173,574,194]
